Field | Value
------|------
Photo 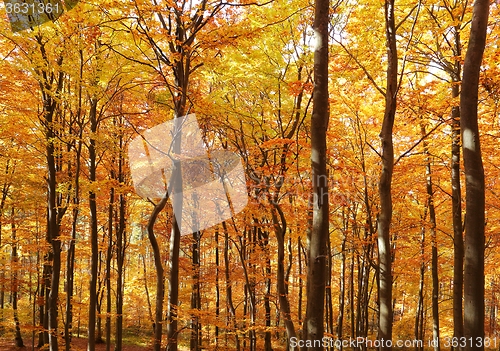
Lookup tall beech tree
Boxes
[460,0,489,349]
[416,4,467,343]
[302,0,329,348]
[377,0,398,348]
[34,33,69,351]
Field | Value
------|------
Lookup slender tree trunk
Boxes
[66,136,81,351]
[349,251,355,342]
[148,194,168,351]
[39,258,47,347]
[65,201,77,351]
[115,123,127,351]
[0,161,11,334]
[215,229,220,347]
[420,122,440,351]
[460,0,489,350]
[166,109,186,351]
[451,58,464,351]
[11,207,24,347]
[142,252,154,332]
[190,182,202,351]
[65,49,84,351]
[302,0,329,348]
[36,34,67,351]
[190,229,202,351]
[48,221,62,351]
[88,97,99,351]
[337,211,347,351]
[415,210,426,351]
[106,187,114,351]
[166,170,182,351]
[272,208,297,348]
[236,230,256,351]
[298,238,303,329]
[262,229,273,351]
[96,254,105,344]
[223,222,240,351]
[377,0,397,349]
[326,236,334,343]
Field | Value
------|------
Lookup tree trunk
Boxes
[326,236,334,343]
[88,97,99,351]
[271,207,297,348]
[166,121,184,351]
[261,228,273,351]
[377,0,397,349]
[65,132,82,351]
[460,0,489,350]
[450,38,464,351]
[11,207,24,347]
[415,214,425,351]
[420,122,441,351]
[148,194,168,351]
[236,229,256,351]
[302,0,329,348]
[0,160,11,334]
[106,187,114,351]
[337,210,347,351]
[298,237,304,330]
[115,123,127,351]
[190,229,202,351]
[223,222,240,351]
[35,34,67,351]
[215,229,220,347]
[39,259,48,347]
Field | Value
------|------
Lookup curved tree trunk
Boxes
[271,208,297,348]
[148,195,168,351]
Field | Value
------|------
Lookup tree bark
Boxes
[302,0,329,348]
[190,229,202,351]
[35,34,68,351]
[88,97,99,351]
[337,209,348,351]
[106,186,114,351]
[215,229,220,347]
[420,122,440,351]
[261,228,273,351]
[446,18,464,349]
[271,207,297,348]
[460,0,489,350]
[451,77,464,351]
[415,212,426,351]
[223,222,240,351]
[377,0,397,349]
[147,194,168,351]
[115,122,127,351]
[11,207,24,347]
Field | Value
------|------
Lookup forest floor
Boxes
[0,337,152,351]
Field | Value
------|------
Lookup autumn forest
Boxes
[0,0,498,350]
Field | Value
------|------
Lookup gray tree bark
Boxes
[460,0,489,350]
[302,0,329,348]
